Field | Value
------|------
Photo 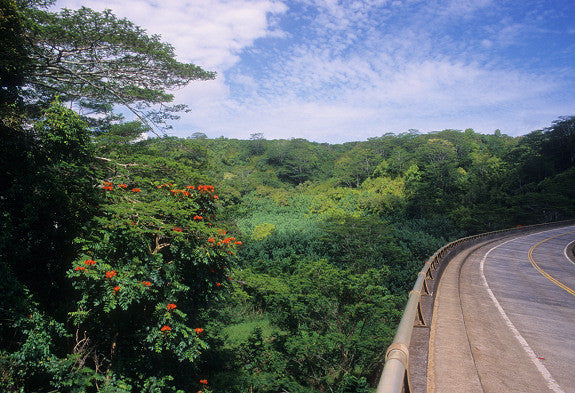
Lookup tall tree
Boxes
[15,0,216,133]
[0,0,29,118]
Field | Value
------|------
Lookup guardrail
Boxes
[375,219,575,393]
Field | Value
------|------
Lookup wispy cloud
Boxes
[55,0,287,68]
[54,0,575,141]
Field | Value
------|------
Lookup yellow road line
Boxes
[528,230,575,297]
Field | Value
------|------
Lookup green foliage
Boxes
[252,222,276,240]
[0,101,96,315]
[2,5,574,390]
[17,1,215,132]
[0,0,29,113]
[234,260,403,392]
[35,98,91,160]
[66,177,237,389]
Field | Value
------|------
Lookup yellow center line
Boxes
[528,230,575,297]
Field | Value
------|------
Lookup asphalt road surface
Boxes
[428,225,575,393]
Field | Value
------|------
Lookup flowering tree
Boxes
[66,177,238,390]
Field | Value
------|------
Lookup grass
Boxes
[221,313,277,348]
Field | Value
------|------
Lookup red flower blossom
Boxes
[105,270,117,279]
[167,303,177,311]
[186,185,195,189]
[208,237,215,243]
[102,181,114,191]
[172,227,183,232]
[197,185,214,193]
[142,281,151,287]
[75,266,85,271]
[113,286,120,292]
[234,241,242,245]
[213,195,218,199]
[131,188,141,193]
[194,328,204,334]
[160,325,171,332]
[193,215,203,220]
[84,259,96,265]
[216,282,222,287]
[200,379,208,385]
[117,183,127,188]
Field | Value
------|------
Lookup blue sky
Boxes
[55,0,575,142]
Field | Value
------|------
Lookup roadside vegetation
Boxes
[1,1,574,391]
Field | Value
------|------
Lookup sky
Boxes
[53,0,575,143]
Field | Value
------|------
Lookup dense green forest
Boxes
[2,0,575,392]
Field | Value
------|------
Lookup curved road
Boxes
[428,225,575,393]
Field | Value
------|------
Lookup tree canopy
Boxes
[13,0,215,133]
[1,0,574,391]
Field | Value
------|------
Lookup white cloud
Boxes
[51,0,575,142]
[54,0,288,68]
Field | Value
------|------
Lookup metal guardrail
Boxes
[375,219,575,393]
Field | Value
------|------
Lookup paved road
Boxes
[428,225,575,393]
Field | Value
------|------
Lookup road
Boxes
[428,225,575,393]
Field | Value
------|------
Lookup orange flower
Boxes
[142,281,151,287]
[186,185,195,189]
[117,183,127,188]
[194,328,204,334]
[113,286,120,292]
[216,282,221,287]
[75,266,85,271]
[234,241,242,245]
[105,270,116,279]
[193,215,203,220]
[172,227,183,232]
[84,259,96,265]
[131,188,141,193]
[160,325,171,332]
[167,303,177,311]
[199,379,208,385]
[208,237,215,243]
[213,195,218,199]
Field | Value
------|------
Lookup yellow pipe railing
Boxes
[375,219,575,393]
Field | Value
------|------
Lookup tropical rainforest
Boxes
[1,0,574,392]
